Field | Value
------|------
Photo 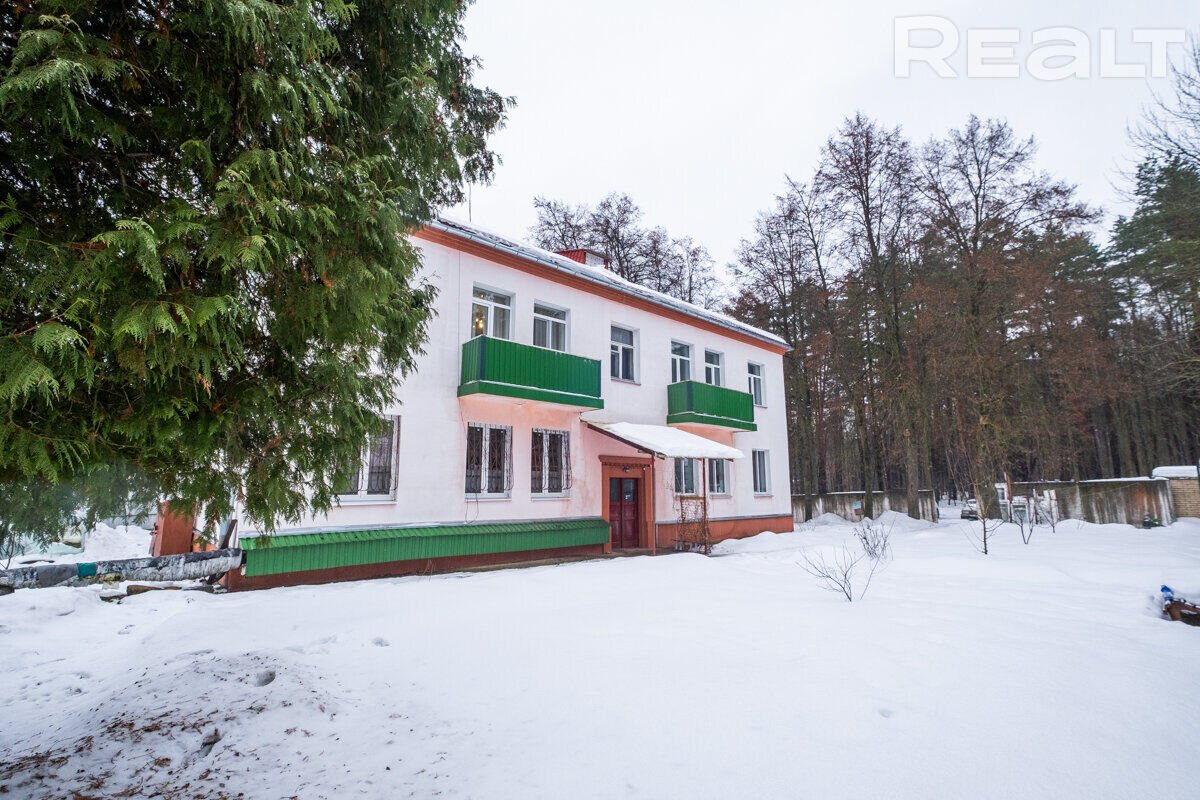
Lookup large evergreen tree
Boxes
[0,1,507,530]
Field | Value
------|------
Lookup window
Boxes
[610,325,636,381]
[674,457,697,495]
[709,459,729,495]
[531,429,570,496]
[471,287,511,339]
[533,303,567,351]
[465,423,512,497]
[704,350,723,386]
[747,362,764,406]
[338,417,399,499]
[671,341,692,383]
[752,450,770,495]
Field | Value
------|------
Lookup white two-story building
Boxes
[231,217,792,589]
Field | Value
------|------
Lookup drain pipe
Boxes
[0,549,243,591]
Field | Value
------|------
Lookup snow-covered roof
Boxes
[426,216,788,351]
[1152,465,1198,479]
[589,422,743,460]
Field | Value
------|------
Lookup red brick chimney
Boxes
[556,248,610,271]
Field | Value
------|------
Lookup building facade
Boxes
[230,218,793,589]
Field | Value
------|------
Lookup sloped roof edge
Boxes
[424,215,789,351]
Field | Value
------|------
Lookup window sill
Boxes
[609,377,640,386]
[531,494,571,501]
[336,495,397,505]
[753,493,773,498]
[709,493,732,499]
[465,494,512,501]
[753,403,767,409]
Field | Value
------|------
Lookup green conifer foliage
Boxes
[0,1,508,530]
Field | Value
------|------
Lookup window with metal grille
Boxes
[337,417,399,499]
[610,325,636,381]
[466,422,512,497]
[531,429,571,496]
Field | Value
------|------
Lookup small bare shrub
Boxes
[799,542,886,603]
[853,521,892,562]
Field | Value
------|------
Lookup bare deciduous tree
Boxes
[530,193,722,309]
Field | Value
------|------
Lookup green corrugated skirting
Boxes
[241,518,610,577]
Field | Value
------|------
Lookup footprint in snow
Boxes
[373,637,390,647]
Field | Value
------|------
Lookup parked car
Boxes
[961,500,979,520]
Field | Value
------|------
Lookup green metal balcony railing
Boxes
[666,380,756,431]
[458,336,604,409]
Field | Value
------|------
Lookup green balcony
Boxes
[666,380,756,431]
[458,336,604,409]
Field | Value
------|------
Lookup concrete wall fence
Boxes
[1009,480,1174,526]
[791,489,939,524]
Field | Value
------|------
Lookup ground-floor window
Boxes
[337,417,400,499]
[531,429,570,496]
[752,449,770,495]
[674,457,698,495]
[709,459,729,495]
[466,423,512,497]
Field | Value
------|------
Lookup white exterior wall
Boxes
[243,235,791,534]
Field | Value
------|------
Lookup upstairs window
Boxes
[610,325,636,381]
[466,423,512,497]
[752,450,770,495]
[471,287,511,339]
[531,429,571,496]
[338,417,400,499]
[533,303,567,351]
[747,362,764,406]
[670,341,692,383]
[704,350,724,386]
[674,457,697,495]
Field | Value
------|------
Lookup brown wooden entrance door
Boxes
[608,477,641,548]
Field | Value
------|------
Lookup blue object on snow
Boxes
[1162,585,1174,601]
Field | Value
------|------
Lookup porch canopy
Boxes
[588,421,743,460]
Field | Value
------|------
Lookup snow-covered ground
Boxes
[4,522,151,567]
[3,511,1199,799]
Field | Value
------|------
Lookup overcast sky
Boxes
[449,1,1196,267]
